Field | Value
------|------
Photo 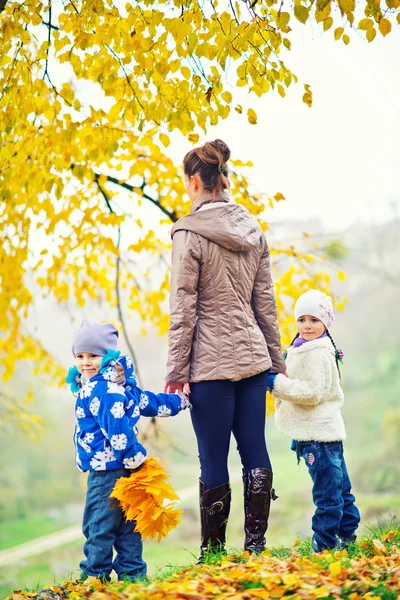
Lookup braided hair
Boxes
[326,330,342,382]
[283,332,299,360]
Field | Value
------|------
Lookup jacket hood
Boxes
[171,193,262,252]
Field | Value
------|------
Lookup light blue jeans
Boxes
[80,468,147,581]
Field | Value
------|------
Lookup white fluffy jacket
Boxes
[273,336,346,442]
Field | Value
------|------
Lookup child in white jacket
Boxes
[269,290,360,552]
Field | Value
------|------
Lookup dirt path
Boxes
[0,470,242,567]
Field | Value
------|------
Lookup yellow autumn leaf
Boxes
[379,17,391,36]
[323,17,334,31]
[60,82,75,104]
[381,530,396,542]
[274,192,286,201]
[337,270,346,281]
[222,91,232,103]
[247,108,257,124]
[366,26,377,42]
[315,587,330,598]
[358,17,373,30]
[188,133,199,143]
[235,104,243,113]
[277,11,290,28]
[329,561,342,576]
[181,66,191,79]
[303,91,313,107]
[159,133,170,147]
[334,27,344,40]
[343,34,350,45]
[283,38,292,50]
[294,5,310,24]
[316,3,331,23]
[277,84,286,98]
[372,538,389,555]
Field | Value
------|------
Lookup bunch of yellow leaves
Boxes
[110,456,182,542]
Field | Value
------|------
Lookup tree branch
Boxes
[43,0,52,81]
[0,0,9,12]
[95,179,144,387]
[70,164,178,223]
[103,43,145,111]
[42,19,59,31]
[92,170,178,223]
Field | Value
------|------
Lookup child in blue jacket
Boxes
[67,320,189,582]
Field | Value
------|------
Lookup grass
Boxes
[0,513,72,551]
[0,540,82,599]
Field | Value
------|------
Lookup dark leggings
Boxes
[190,370,271,490]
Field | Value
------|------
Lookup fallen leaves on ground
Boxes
[6,531,400,600]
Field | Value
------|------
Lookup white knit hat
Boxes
[294,290,335,329]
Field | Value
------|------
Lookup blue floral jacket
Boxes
[68,354,185,472]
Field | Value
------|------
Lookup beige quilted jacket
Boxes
[166,191,285,383]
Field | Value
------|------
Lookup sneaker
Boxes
[339,534,357,549]
[312,534,341,553]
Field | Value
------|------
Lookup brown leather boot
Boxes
[243,468,277,553]
[197,480,231,564]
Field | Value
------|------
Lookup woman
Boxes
[165,139,286,560]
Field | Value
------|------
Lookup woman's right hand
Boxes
[164,381,191,394]
[164,381,184,394]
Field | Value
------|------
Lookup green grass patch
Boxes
[0,514,71,551]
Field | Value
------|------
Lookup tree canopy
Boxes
[1,0,397,425]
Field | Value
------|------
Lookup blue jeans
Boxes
[292,440,360,551]
[80,469,147,581]
[190,371,272,489]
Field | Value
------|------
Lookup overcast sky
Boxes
[166,26,400,231]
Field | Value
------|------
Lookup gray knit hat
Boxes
[72,320,119,356]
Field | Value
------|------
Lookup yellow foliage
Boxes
[110,456,182,542]
[0,0,375,415]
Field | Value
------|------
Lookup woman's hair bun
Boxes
[207,139,231,164]
[183,138,231,193]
